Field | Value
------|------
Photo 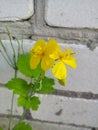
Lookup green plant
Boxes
[0,27,77,130]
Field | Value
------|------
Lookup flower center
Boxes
[42,52,45,57]
[59,54,63,60]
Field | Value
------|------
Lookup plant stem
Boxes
[15,38,21,58]
[21,31,24,54]
[0,50,14,68]
[0,39,14,66]
[6,26,17,66]
[8,93,14,130]
[8,69,17,130]
[18,107,27,123]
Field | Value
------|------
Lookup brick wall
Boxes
[0,0,98,130]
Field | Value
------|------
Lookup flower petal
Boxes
[52,61,67,79]
[30,55,41,69]
[64,57,77,69]
[50,49,61,60]
[30,39,46,55]
[33,39,46,49]
[62,49,77,69]
[46,39,60,54]
[41,56,54,70]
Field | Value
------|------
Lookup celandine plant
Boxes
[0,28,77,130]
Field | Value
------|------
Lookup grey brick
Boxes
[0,87,22,115]
[45,0,98,28]
[31,94,98,128]
[0,0,34,21]
[0,117,92,130]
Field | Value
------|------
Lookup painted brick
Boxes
[0,87,22,115]
[45,0,98,28]
[0,118,91,130]
[0,40,98,94]
[31,94,98,128]
[0,87,95,128]
[0,0,34,21]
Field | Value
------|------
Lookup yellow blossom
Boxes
[30,39,59,70]
[50,48,77,80]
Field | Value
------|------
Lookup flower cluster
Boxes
[30,39,77,85]
[0,27,77,130]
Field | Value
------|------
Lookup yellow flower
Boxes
[50,48,77,80]
[30,39,59,70]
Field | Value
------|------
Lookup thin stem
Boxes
[18,107,27,123]
[0,50,14,68]
[21,31,24,54]
[6,26,17,66]
[8,69,17,130]
[21,42,24,54]
[6,26,16,55]
[0,39,14,66]
[15,37,21,58]
[15,69,17,78]
[8,93,14,130]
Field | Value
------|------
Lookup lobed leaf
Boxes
[40,76,55,94]
[5,78,30,96]
[18,96,40,111]
[13,122,32,130]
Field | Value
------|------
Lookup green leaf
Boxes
[13,122,32,130]
[18,96,40,111]
[40,77,55,94]
[5,78,30,96]
[17,54,41,77]
[18,96,30,109]
[0,127,3,130]
[30,96,41,110]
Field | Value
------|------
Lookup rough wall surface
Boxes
[0,0,98,130]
